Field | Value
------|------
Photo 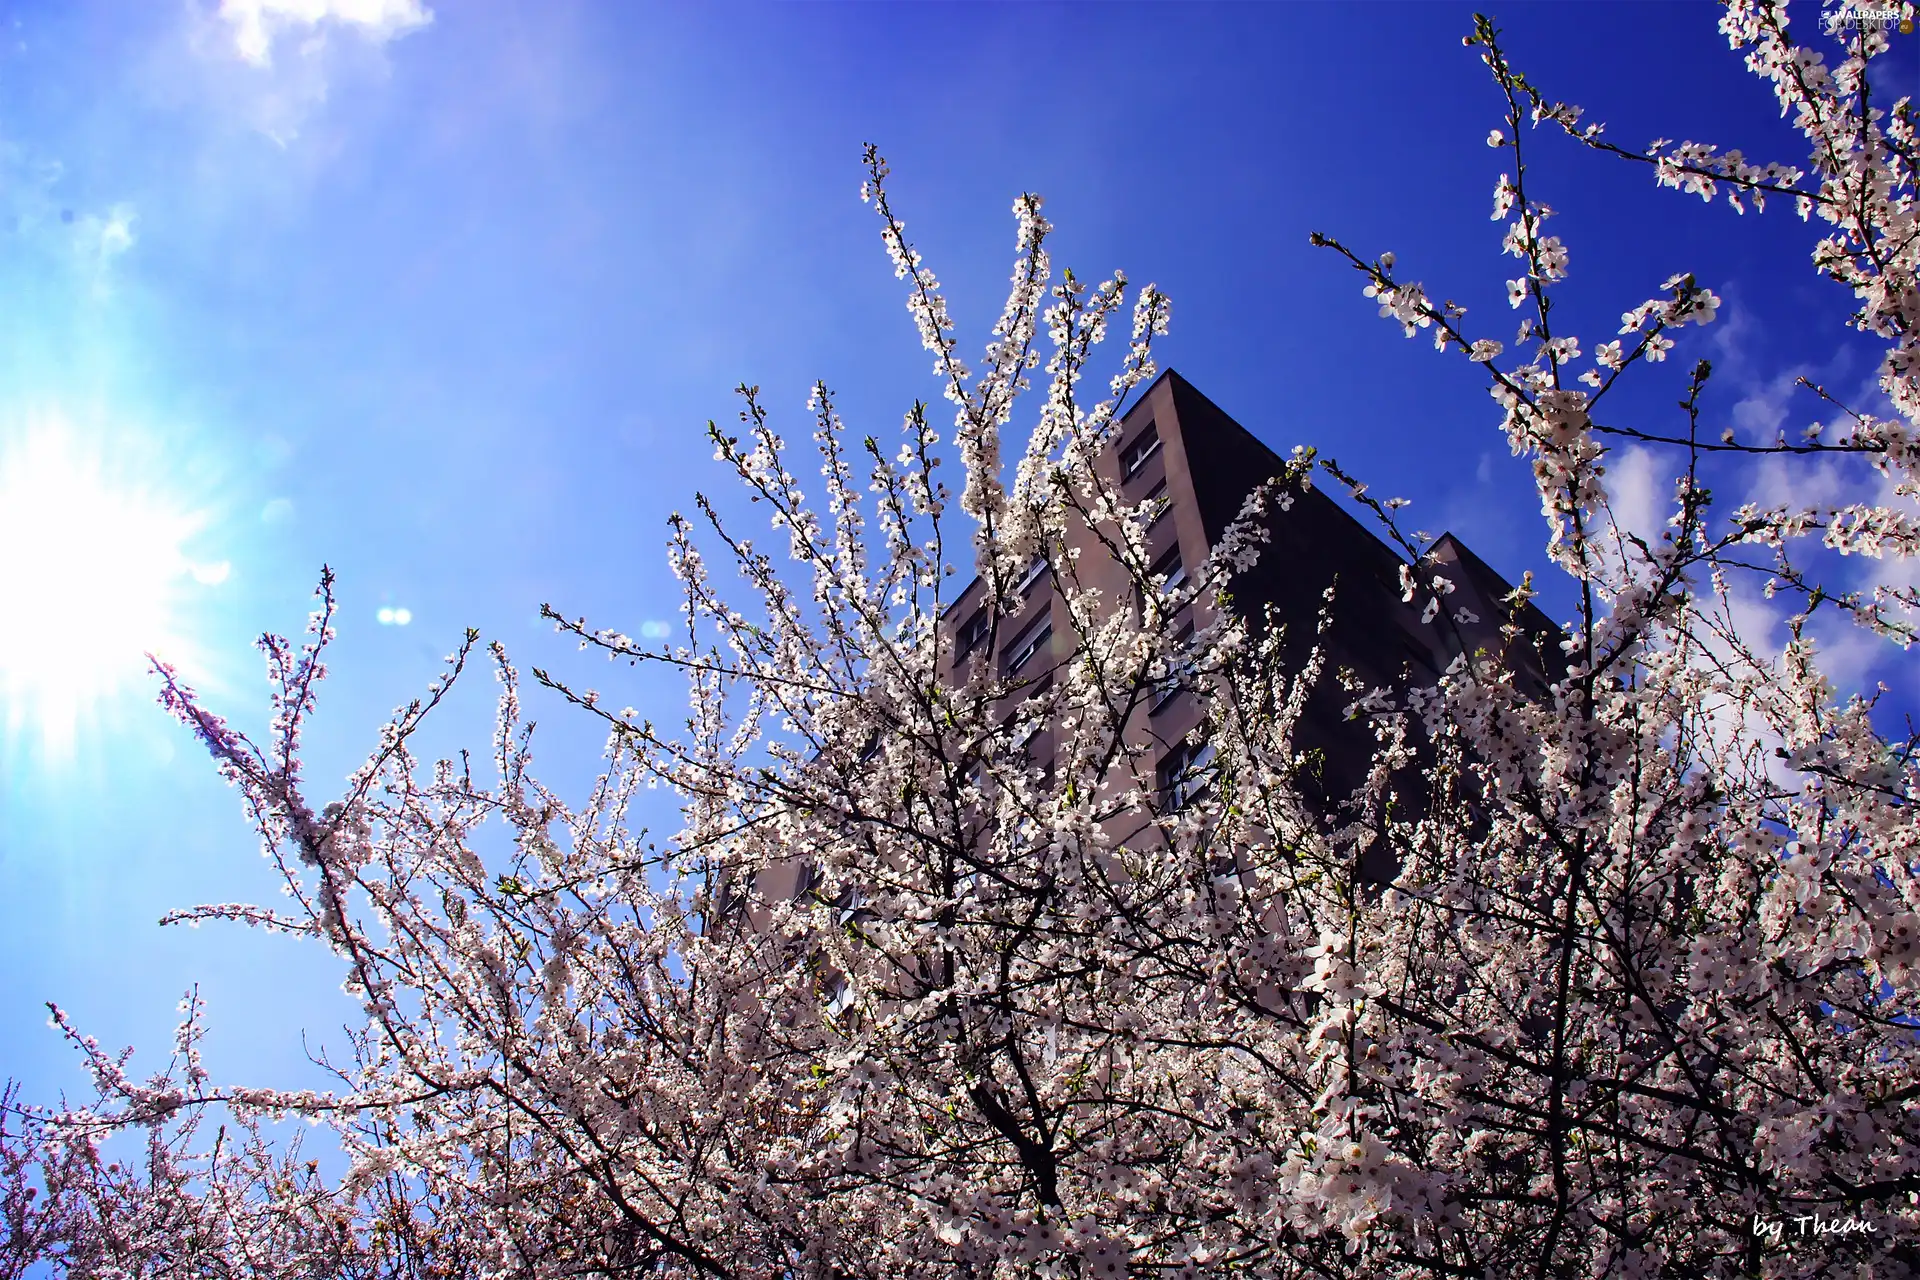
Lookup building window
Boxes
[1152,545,1187,596]
[1120,421,1161,480]
[1020,725,1055,786]
[1142,478,1172,528]
[1015,554,1048,597]
[956,607,990,660]
[1005,614,1053,676]
[1159,736,1216,811]
[1150,622,1197,716]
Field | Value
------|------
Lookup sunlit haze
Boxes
[0,422,220,751]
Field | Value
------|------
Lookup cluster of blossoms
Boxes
[5,4,1919,1278]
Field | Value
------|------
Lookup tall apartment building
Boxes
[939,369,1561,826]
[746,371,1559,915]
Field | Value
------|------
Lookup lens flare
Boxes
[0,420,215,751]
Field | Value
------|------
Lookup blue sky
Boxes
[1,1,1910,1106]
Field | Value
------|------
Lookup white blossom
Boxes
[10,7,1920,1279]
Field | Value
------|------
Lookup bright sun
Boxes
[0,423,222,749]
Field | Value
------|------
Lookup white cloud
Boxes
[1805,609,1889,697]
[1746,449,1853,513]
[1719,335,1920,682]
[71,203,137,295]
[95,206,136,257]
[156,0,433,147]
[1707,299,1758,369]
[1731,378,1792,443]
[0,147,139,294]
[1605,444,1665,546]
[219,0,431,70]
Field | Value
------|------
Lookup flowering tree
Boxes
[6,2,1920,1276]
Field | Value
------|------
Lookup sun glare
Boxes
[0,423,220,751]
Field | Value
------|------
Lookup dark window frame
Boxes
[1152,544,1187,596]
[1015,554,1049,598]
[1142,478,1172,528]
[1004,613,1054,676]
[1120,421,1162,480]
[1149,622,1198,716]
[1159,735,1217,810]
[956,607,991,660]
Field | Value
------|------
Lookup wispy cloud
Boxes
[71,203,137,296]
[160,0,434,147]
[1702,306,1915,694]
[1577,299,1916,780]
[217,0,432,70]
[1731,367,1797,444]
[0,144,139,298]
[1606,444,1665,546]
